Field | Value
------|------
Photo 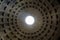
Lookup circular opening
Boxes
[25,16,35,25]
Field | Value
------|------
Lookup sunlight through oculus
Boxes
[25,16,35,25]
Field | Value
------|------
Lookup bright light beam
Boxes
[25,16,35,25]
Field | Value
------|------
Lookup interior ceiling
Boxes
[0,0,60,40]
